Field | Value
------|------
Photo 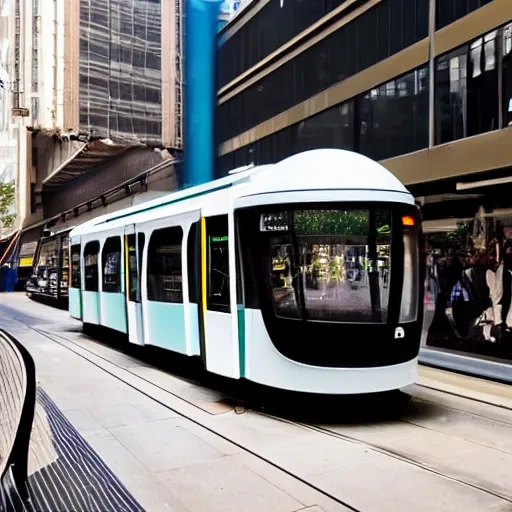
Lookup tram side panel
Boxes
[139,213,201,356]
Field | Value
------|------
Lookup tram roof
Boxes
[70,149,411,237]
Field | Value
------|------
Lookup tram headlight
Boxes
[400,224,419,323]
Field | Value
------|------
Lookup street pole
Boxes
[183,0,223,188]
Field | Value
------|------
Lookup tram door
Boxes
[124,225,145,345]
[201,214,239,378]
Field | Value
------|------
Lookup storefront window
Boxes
[502,23,512,127]
[424,210,512,361]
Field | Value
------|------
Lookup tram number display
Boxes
[260,213,288,232]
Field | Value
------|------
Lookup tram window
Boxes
[187,222,199,304]
[84,241,100,292]
[71,244,81,289]
[127,233,145,302]
[207,216,230,313]
[265,209,392,323]
[270,239,300,319]
[400,222,420,323]
[102,237,122,293]
[147,226,183,303]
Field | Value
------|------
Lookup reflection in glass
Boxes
[84,244,99,292]
[503,24,512,127]
[208,235,230,311]
[71,245,81,288]
[358,67,428,160]
[435,48,467,143]
[297,210,390,323]
[147,228,183,303]
[270,241,300,319]
[400,227,420,322]
[268,209,392,323]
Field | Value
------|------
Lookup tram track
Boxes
[26,326,361,512]
[259,414,512,505]
[21,323,512,510]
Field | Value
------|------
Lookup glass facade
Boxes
[358,67,429,161]
[424,207,512,362]
[217,65,429,176]
[436,0,494,30]
[503,24,512,127]
[79,0,162,144]
[217,0,429,143]
[435,27,504,145]
[218,0,353,89]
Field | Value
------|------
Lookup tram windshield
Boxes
[265,209,393,323]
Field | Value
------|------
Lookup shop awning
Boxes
[42,139,130,190]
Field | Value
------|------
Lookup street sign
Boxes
[11,108,29,117]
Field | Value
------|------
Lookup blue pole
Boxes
[183,0,223,188]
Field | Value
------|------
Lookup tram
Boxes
[68,149,424,394]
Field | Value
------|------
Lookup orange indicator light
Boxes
[402,215,415,226]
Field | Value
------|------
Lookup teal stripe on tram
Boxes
[146,302,187,354]
[237,304,245,378]
[69,288,82,320]
[101,293,128,333]
[82,291,100,325]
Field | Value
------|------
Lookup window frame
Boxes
[70,243,81,289]
[206,215,231,314]
[83,240,100,292]
[146,226,184,304]
[101,236,122,294]
[434,24,508,145]
[126,233,145,302]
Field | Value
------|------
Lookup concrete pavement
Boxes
[1,293,511,512]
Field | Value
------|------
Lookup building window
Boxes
[467,31,498,136]
[217,64,430,177]
[217,0,429,143]
[71,245,81,289]
[147,227,183,303]
[294,101,355,155]
[31,97,39,126]
[126,233,145,302]
[503,23,512,127]
[358,67,429,161]
[84,241,100,292]
[32,10,40,92]
[436,0,494,30]
[435,28,500,145]
[102,237,122,293]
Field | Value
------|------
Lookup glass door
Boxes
[125,225,145,345]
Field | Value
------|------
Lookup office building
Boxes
[216,0,512,378]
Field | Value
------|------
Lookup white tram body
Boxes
[68,149,423,394]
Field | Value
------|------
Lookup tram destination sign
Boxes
[260,213,288,232]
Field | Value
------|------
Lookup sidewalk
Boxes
[0,295,347,512]
[1,293,512,512]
